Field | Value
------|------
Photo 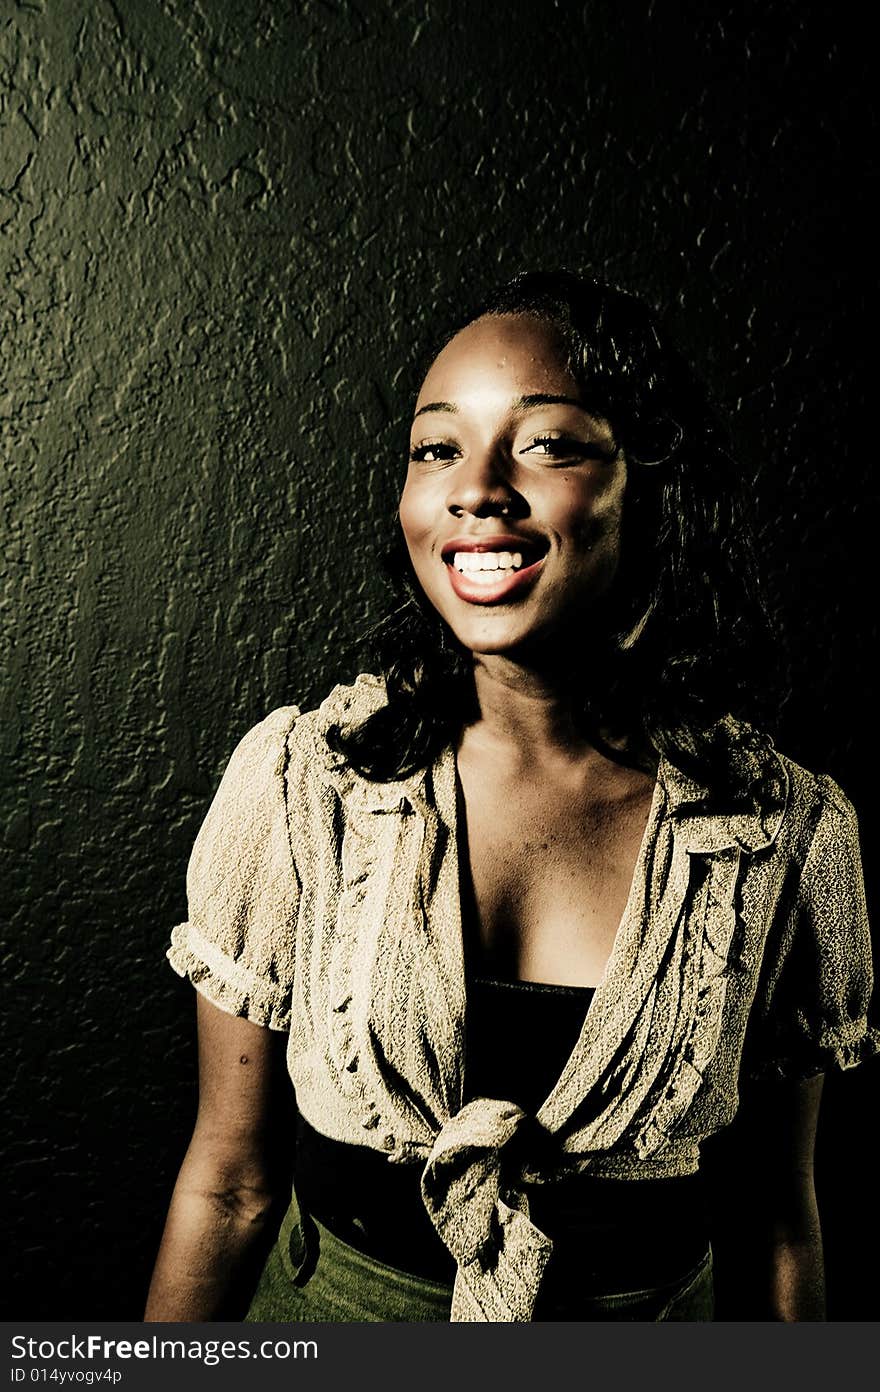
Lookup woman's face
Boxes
[399,313,627,660]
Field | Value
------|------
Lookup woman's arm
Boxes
[750,1073,825,1320]
[144,995,295,1322]
[702,1074,826,1320]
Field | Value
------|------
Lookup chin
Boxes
[454,604,617,667]
[462,637,526,658]
[450,619,553,660]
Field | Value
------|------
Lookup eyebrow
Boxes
[413,401,458,418]
[413,392,590,419]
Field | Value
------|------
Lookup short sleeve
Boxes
[166,705,302,1031]
[741,774,880,1083]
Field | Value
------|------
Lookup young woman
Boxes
[145,271,877,1322]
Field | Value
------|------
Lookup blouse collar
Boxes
[315,672,789,855]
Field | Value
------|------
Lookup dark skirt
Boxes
[244,1190,715,1323]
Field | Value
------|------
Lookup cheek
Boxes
[563,475,625,553]
[542,477,612,548]
[571,508,622,555]
[398,480,436,558]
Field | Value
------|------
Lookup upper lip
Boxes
[440,532,548,562]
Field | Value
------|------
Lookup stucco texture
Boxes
[2,0,876,1317]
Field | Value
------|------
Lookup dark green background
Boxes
[2,0,876,1318]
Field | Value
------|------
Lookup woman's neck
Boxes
[465,656,584,756]
[460,651,655,773]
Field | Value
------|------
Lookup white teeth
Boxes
[458,568,512,585]
[453,550,523,573]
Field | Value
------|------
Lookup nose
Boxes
[445,445,523,519]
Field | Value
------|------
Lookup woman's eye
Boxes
[522,435,583,458]
[521,435,614,461]
[409,441,459,464]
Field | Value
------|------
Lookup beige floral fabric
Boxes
[168,673,879,1322]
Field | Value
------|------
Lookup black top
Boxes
[293,974,710,1293]
[464,973,598,1115]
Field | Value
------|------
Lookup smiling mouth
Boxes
[440,539,549,605]
[451,547,532,579]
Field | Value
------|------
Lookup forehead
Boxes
[415,313,581,409]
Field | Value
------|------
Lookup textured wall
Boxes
[2,0,876,1317]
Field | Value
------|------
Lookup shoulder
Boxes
[285,672,388,768]
[768,742,860,858]
[721,712,858,825]
[664,716,860,863]
[226,704,303,767]
[198,705,303,816]
[230,674,388,764]
[230,675,392,807]
[189,676,390,875]
[728,727,865,896]
[762,732,852,812]
[301,672,388,738]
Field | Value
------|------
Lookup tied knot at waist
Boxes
[419,1097,556,1321]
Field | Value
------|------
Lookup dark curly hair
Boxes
[329,269,782,805]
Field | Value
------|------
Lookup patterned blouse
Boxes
[167,673,878,1321]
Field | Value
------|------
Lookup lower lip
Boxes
[444,556,546,605]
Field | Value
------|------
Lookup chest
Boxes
[455,760,657,988]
